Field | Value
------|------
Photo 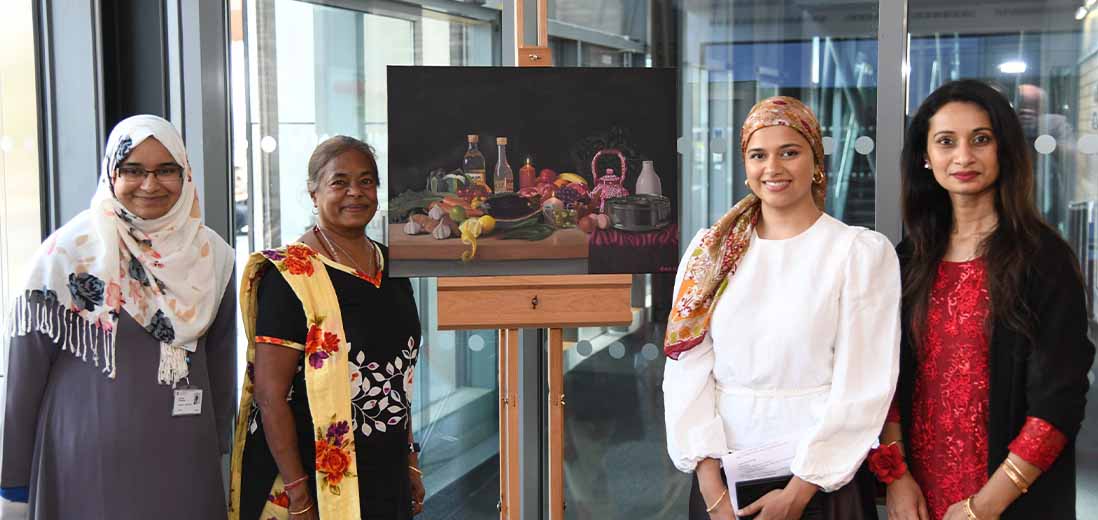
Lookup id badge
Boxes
[172,386,204,416]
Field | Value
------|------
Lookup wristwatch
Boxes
[409,441,421,454]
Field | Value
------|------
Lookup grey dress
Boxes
[1,280,237,520]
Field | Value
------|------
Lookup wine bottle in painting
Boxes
[463,134,488,190]
[494,137,514,193]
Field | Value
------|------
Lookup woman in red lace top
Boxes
[875,79,1095,520]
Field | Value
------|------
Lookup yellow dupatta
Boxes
[229,243,383,520]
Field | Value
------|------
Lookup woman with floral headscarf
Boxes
[0,115,236,520]
[662,97,901,520]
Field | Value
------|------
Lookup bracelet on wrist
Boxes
[289,501,315,516]
[963,496,981,519]
[1002,459,1030,494]
[283,475,309,491]
[705,489,727,513]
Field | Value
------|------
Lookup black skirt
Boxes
[687,468,877,520]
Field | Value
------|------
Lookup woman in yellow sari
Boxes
[229,136,424,519]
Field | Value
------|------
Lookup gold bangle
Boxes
[885,439,905,456]
[289,502,315,516]
[705,489,727,513]
[1004,458,1032,486]
[1002,463,1029,494]
[409,465,422,475]
[963,496,980,520]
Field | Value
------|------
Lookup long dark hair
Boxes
[901,79,1052,348]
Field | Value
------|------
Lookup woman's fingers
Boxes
[736,489,779,517]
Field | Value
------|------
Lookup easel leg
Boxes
[547,328,565,519]
[499,328,521,519]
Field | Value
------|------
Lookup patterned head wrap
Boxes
[664,96,826,358]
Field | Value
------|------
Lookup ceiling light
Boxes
[998,60,1027,74]
[1077,6,1089,20]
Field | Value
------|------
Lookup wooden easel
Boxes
[434,4,634,519]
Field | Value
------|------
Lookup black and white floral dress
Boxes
[239,243,422,520]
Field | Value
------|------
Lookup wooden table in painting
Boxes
[387,223,591,276]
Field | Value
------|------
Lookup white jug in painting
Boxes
[635,160,663,196]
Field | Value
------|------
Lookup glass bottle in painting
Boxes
[463,134,488,189]
[494,137,514,193]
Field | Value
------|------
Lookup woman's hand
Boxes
[737,477,816,520]
[886,473,929,520]
[410,464,425,515]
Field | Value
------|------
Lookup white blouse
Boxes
[662,213,901,492]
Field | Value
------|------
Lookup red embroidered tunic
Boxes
[905,259,1067,519]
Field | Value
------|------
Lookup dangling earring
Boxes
[312,206,318,215]
[812,170,824,185]
[744,178,750,187]
[924,161,931,170]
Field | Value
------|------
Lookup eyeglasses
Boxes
[115,164,184,185]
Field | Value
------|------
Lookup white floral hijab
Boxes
[6,114,234,384]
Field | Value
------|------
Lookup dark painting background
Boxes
[387,66,677,210]
[386,66,678,276]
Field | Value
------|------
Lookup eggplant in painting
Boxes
[481,193,538,220]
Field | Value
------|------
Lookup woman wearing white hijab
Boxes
[0,115,236,520]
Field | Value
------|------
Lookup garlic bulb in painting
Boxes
[432,223,452,240]
[428,205,446,220]
[403,220,423,235]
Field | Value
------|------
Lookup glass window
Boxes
[230,1,503,516]
[0,1,43,370]
[907,3,1097,514]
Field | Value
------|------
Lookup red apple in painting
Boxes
[538,168,558,184]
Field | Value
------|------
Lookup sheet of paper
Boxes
[720,436,798,511]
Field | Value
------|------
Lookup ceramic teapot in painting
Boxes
[590,148,630,212]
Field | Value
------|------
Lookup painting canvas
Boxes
[386,66,678,277]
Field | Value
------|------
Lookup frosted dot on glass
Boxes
[854,136,875,155]
[641,343,660,360]
[0,136,12,153]
[1033,135,1056,155]
[467,334,485,352]
[1078,134,1098,155]
[608,341,626,359]
[576,340,593,357]
[821,136,836,155]
[676,136,688,155]
[260,136,278,153]
[23,137,35,151]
